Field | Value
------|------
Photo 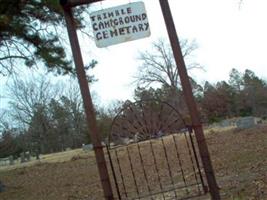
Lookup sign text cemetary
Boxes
[90,1,151,47]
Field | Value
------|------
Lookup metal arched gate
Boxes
[106,100,208,200]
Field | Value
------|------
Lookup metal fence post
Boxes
[61,5,114,200]
[158,0,221,199]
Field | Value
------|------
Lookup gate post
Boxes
[61,4,114,200]
[158,0,221,199]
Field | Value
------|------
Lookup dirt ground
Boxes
[0,125,266,200]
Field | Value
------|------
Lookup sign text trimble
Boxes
[90,2,150,48]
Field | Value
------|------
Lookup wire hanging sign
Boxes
[90,1,151,47]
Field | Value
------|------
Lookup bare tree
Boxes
[239,0,244,8]
[135,38,202,89]
[7,75,60,126]
[60,82,89,148]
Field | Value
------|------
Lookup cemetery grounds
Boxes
[0,124,266,200]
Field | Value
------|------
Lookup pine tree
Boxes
[0,0,86,75]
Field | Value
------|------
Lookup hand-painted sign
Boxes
[90,2,150,48]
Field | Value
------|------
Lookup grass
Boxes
[0,125,266,200]
[0,149,96,172]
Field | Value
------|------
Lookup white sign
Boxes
[90,2,151,48]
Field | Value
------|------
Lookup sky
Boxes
[79,0,267,105]
[1,0,267,109]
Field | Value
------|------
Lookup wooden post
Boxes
[158,0,221,199]
[61,5,114,200]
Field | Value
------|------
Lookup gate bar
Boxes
[149,140,166,200]
[172,135,190,194]
[136,143,152,196]
[183,132,202,193]
[106,145,122,200]
[114,149,128,198]
[125,146,141,198]
[160,138,178,199]
[188,129,208,193]
[158,0,220,199]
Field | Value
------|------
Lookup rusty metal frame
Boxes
[60,1,114,199]
[158,0,221,199]
[60,0,220,199]
[60,0,104,8]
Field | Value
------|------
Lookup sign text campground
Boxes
[90,2,150,48]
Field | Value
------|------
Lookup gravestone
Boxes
[220,119,232,127]
[236,116,257,129]
[20,152,25,163]
[82,144,93,151]
[0,180,5,192]
[35,150,40,160]
[25,152,31,162]
[0,158,8,166]
[9,156,14,165]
